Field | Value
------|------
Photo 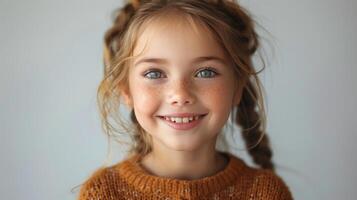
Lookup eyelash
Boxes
[143,67,219,79]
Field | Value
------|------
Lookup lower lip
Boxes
[158,115,206,131]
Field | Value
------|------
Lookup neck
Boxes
[140,143,228,180]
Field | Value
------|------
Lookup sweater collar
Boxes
[116,151,246,198]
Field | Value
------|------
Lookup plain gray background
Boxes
[1,0,356,199]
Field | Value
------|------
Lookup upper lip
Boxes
[159,113,207,117]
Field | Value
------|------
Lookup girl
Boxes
[78,0,293,199]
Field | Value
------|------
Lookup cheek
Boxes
[200,81,235,107]
[200,82,234,128]
[129,79,161,115]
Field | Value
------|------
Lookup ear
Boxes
[233,82,245,106]
[233,88,243,106]
[119,85,133,109]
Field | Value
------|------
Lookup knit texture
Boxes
[78,152,293,200]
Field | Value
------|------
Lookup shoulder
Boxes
[77,163,125,200]
[229,155,293,199]
[247,168,293,200]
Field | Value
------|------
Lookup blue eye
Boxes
[143,67,218,79]
[144,70,164,79]
[196,67,218,78]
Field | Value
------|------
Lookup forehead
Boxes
[132,12,228,62]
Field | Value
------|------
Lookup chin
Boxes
[163,139,203,152]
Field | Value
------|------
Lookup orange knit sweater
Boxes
[78,152,293,200]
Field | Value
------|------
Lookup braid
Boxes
[236,80,275,171]
[131,0,142,9]
[103,0,141,70]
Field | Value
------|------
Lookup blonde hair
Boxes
[98,0,275,171]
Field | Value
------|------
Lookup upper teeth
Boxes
[164,116,200,123]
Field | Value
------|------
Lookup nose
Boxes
[167,79,195,106]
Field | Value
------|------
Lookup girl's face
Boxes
[123,18,242,152]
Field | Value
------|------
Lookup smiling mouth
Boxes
[157,114,207,131]
[157,114,207,124]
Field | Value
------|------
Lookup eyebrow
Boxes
[134,56,227,66]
